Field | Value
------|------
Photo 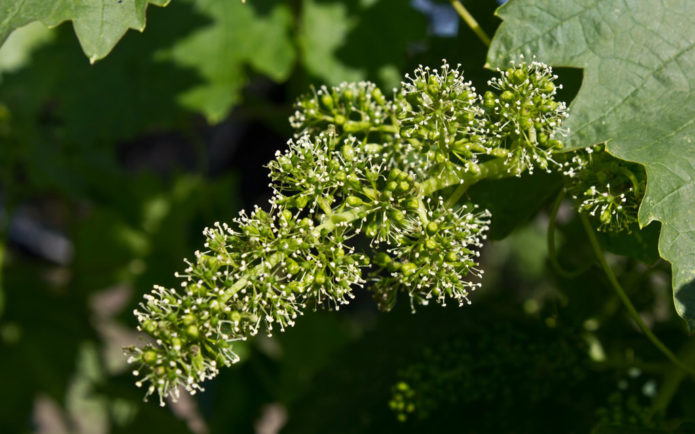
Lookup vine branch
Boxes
[579,212,695,378]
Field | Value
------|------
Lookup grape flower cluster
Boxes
[562,144,645,232]
[125,59,585,405]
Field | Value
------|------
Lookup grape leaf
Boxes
[0,0,169,62]
[156,0,296,122]
[487,0,695,328]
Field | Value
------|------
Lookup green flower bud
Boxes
[321,93,334,110]
[500,90,515,102]
[286,258,300,275]
[426,221,439,235]
[405,197,420,211]
[186,325,199,339]
[342,143,355,161]
[511,68,526,84]
[401,262,417,276]
[143,350,157,364]
[313,271,327,286]
[346,195,363,206]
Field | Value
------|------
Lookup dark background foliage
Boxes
[0,1,692,432]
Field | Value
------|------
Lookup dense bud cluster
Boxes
[125,205,365,405]
[371,199,490,311]
[483,58,568,175]
[127,60,571,404]
[394,62,483,178]
[289,81,391,137]
[562,144,645,232]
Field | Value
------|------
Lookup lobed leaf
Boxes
[0,0,169,62]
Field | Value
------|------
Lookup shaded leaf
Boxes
[298,0,427,88]
[159,0,296,122]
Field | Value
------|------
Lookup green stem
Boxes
[445,184,468,208]
[618,166,642,198]
[422,157,508,196]
[579,213,695,378]
[547,190,589,278]
[450,1,491,47]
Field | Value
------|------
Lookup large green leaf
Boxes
[488,0,695,329]
[0,0,169,62]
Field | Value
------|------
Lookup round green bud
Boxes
[230,311,242,322]
[390,210,406,225]
[313,271,327,286]
[282,209,293,222]
[209,299,221,312]
[425,238,438,250]
[286,258,300,275]
[287,281,301,293]
[401,262,417,276]
[186,325,199,339]
[374,252,392,267]
[347,173,361,187]
[397,180,410,193]
[346,195,363,206]
[334,114,346,125]
[143,350,158,364]
[445,252,458,263]
[543,82,555,94]
[512,68,526,84]
[182,314,196,326]
[142,320,157,335]
[343,88,354,101]
[388,168,403,181]
[385,181,398,192]
[500,90,515,102]
[320,93,334,110]
[426,221,439,235]
[171,337,183,351]
[295,195,309,209]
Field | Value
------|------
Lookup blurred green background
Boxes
[0,0,693,432]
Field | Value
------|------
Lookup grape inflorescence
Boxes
[125,59,638,406]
